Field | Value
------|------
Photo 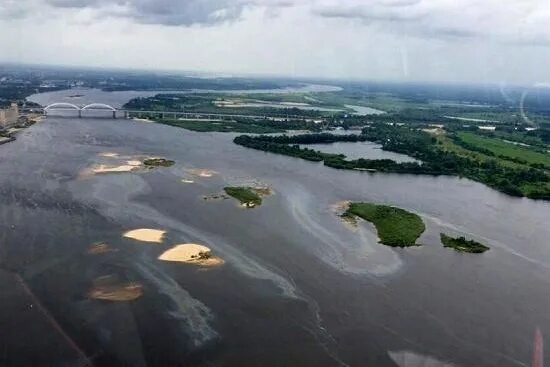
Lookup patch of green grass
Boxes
[440,233,489,253]
[457,132,550,168]
[435,135,522,168]
[224,187,263,208]
[343,202,425,247]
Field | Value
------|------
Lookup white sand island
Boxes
[123,228,166,243]
[158,243,224,266]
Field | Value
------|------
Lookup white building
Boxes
[0,103,19,129]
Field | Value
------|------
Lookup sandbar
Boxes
[188,169,218,178]
[98,152,120,158]
[158,243,224,266]
[92,164,140,174]
[89,281,143,301]
[123,228,166,243]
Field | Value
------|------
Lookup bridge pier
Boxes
[112,111,116,119]
[78,110,82,118]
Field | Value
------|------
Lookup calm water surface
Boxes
[0,90,549,366]
[299,141,418,162]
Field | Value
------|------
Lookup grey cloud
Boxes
[44,0,251,26]
[121,0,248,26]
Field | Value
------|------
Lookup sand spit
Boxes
[330,201,357,228]
[81,154,174,177]
[98,152,120,158]
[92,163,142,174]
[88,276,143,302]
[159,244,224,266]
[123,228,166,243]
[87,242,118,255]
[330,200,351,214]
[187,169,218,178]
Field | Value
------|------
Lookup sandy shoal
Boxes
[98,152,120,158]
[89,283,143,301]
[158,243,224,266]
[188,169,218,178]
[123,228,166,243]
[92,164,140,174]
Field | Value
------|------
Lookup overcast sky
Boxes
[1,0,550,84]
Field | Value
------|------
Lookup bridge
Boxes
[40,103,326,123]
[43,103,123,118]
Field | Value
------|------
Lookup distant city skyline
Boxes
[2,0,550,85]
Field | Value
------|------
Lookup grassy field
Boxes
[457,131,550,168]
[440,233,489,253]
[343,202,425,247]
[436,134,523,169]
[224,187,263,207]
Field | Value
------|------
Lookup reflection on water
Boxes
[300,140,419,162]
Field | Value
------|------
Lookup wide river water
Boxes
[1,89,549,366]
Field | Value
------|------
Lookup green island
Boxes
[233,123,550,200]
[440,233,490,253]
[156,118,290,133]
[121,84,550,201]
[143,158,175,167]
[224,187,263,208]
[342,202,425,247]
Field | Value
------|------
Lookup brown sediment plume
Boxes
[88,276,143,302]
[123,229,166,243]
[87,242,117,255]
[158,244,224,267]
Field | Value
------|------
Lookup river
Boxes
[0,89,549,366]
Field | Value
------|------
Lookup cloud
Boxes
[37,0,248,25]
[311,0,550,45]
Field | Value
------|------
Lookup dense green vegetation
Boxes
[224,187,263,208]
[143,158,175,167]
[440,233,490,253]
[234,123,550,200]
[342,202,425,247]
[154,118,284,133]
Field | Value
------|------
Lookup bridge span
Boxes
[40,103,324,122]
[43,103,122,118]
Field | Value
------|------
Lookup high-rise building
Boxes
[0,103,19,128]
